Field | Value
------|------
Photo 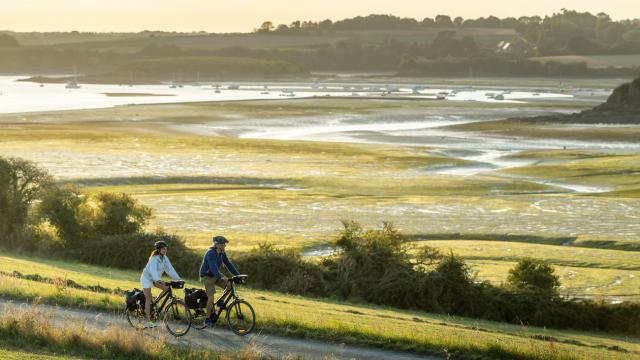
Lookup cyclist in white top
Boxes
[140,240,182,328]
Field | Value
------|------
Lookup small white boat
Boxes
[66,66,81,89]
[65,80,81,89]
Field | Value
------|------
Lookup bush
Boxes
[38,187,152,248]
[235,243,327,296]
[93,192,152,236]
[73,231,201,277]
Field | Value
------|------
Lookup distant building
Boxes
[495,40,530,57]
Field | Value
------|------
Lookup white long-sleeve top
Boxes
[141,255,181,283]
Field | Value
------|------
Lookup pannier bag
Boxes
[185,288,208,309]
[125,289,145,311]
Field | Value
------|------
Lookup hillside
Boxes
[0,251,638,360]
[595,77,640,111]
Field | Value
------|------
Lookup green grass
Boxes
[1,252,639,359]
[414,240,640,301]
[500,152,640,196]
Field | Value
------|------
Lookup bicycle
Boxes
[187,274,256,335]
[126,280,192,337]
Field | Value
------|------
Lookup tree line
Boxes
[256,10,640,56]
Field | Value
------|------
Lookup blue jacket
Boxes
[199,248,240,278]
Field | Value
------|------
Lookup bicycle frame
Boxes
[211,281,240,317]
[149,287,175,317]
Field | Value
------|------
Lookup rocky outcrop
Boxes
[595,77,640,111]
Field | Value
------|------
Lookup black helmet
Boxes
[212,235,229,245]
[154,241,168,250]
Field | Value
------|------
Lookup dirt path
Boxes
[0,299,438,360]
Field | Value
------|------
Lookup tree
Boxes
[318,19,333,31]
[507,258,560,294]
[39,185,91,246]
[0,157,52,245]
[257,21,274,33]
[435,15,454,28]
[94,192,152,236]
[566,35,601,54]
[421,18,435,27]
[39,188,153,246]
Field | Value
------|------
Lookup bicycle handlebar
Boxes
[230,275,248,284]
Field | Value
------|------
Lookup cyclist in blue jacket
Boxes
[199,235,240,327]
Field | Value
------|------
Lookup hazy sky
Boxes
[1,0,638,32]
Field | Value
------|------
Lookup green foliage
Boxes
[507,257,560,294]
[0,157,52,247]
[39,185,92,247]
[234,222,640,335]
[235,243,326,295]
[93,192,152,235]
[38,187,152,247]
[74,231,200,277]
[516,10,640,56]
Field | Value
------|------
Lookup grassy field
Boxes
[0,252,639,360]
[413,240,640,302]
[500,151,640,197]
[531,55,640,69]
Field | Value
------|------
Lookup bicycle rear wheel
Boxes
[126,308,145,330]
[189,307,208,330]
[226,300,255,336]
[164,299,191,337]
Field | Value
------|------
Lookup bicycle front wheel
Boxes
[226,300,255,336]
[163,299,191,337]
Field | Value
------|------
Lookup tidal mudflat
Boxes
[1,79,637,301]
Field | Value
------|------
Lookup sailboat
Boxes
[65,66,81,89]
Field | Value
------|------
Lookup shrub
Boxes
[507,257,560,295]
[93,192,152,236]
[74,231,201,277]
[235,243,327,296]
[38,187,152,247]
